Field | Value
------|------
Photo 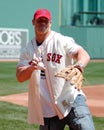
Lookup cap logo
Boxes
[41,10,46,14]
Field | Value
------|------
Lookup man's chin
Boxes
[37,30,48,35]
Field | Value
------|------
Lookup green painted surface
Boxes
[61,26,104,59]
[0,0,104,59]
[0,0,60,40]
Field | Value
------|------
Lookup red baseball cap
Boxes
[33,9,52,20]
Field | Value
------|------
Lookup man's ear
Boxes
[49,21,52,27]
[32,19,34,25]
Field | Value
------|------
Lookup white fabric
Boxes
[17,31,85,125]
[40,78,57,117]
[55,82,85,117]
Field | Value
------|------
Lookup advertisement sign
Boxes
[0,28,29,59]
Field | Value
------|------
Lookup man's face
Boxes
[33,17,51,34]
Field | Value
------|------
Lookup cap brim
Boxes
[35,14,50,20]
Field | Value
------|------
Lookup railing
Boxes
[71,11,104,26]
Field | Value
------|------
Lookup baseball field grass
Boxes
[0,61,104,130]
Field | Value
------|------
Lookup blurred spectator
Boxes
[89,16,104,25]
[71,14,81,26]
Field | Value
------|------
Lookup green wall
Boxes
[61,26,104,59]
[0,0,104,59]
[0,0,60,40]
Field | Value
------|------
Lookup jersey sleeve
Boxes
[17,42,33,67]
[63,36,82,56]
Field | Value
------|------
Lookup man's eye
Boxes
[37,19,49,24]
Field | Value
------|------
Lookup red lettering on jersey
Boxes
[47,53,51,61]
[47,53,63,64]
[52,53,56,62]
[55,54,63,64]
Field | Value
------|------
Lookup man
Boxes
[16,8,95,130]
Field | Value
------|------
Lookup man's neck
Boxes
[35,30,51,43]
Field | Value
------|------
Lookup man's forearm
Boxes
[73,47,90,67]
[16,65,35,82]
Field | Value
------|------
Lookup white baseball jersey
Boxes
[17,30,85,125]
